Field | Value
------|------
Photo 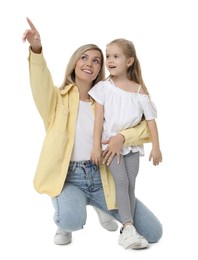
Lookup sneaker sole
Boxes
[119,239,141,249]
[130,242,149,249]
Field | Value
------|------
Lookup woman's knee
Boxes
[52,183,88,231]
[134,198,163,243]
[53,200,87,231]
[150,221,163,243]
[52,195,87,232]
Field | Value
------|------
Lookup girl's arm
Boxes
[90,102,104,165]
[147,120,162,165]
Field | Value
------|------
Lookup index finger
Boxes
[101,147,109,158]
[102,150,112,164]
[26,17,37,30]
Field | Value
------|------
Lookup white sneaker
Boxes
[119,225,149,249]
[54,228,72,245]
[93,206,118,231]
[132,236,149,249]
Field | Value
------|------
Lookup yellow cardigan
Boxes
[28,50,151,209]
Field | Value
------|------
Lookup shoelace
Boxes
[56,228,71,237]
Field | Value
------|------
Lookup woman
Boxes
[23,17,162,249]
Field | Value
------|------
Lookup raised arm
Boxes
[22,17,42,54]
[23,17,57,130]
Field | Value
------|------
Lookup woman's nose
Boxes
[86,60,92,67]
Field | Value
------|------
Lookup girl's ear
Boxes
[127,57,134,67]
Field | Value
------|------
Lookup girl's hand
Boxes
[149,148,162,166]
[101,133,124,165]
[22,17,42,53]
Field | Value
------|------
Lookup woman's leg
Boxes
[52,161,162,244]
[133,198,163,243]
[93,195,162,243]
[52,161,118,233]
[91,184,162,243]
[52,182,87,232]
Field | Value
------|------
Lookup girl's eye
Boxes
[106,55,110,59]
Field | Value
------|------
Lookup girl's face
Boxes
[106,44,133,77]
[75,49,102,86]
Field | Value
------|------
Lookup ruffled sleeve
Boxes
[88,81,105,105]
[138,95,157,120]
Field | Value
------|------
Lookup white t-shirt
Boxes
[71,101,94,161]
[88,79,157,156]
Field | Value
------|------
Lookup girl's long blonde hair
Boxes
[60,44,105,89]
[107,38,149,95]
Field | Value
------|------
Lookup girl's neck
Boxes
[110,76,139,93]
[110,76,130,87]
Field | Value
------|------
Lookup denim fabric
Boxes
[52,160,162,242]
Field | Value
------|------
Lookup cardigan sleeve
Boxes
[120,120,151,146]
[28,49,57,130]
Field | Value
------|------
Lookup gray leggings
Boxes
[109,151,139,225]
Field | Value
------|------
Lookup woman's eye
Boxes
[81,55,87,60]
[93,59,100,64]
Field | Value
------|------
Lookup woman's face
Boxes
[75,49,102,86]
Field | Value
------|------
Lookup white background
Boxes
[0,0,198,259]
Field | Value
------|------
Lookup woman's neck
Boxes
[80,95,91,102]
[75,79,92,102]
[78,86,91,102]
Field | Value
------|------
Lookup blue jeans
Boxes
[52,160,163,243]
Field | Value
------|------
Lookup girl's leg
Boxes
[124,151,139,218]
[91,166,163,243]
[109,155,133,224]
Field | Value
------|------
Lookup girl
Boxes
[89,38,162,249]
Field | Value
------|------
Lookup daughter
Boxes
[89,38,162,249]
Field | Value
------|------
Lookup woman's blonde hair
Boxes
[60,44,105,89]
[107,38,149,95]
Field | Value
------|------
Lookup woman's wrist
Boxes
[30,46,42,54]
[118,133,125,144]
